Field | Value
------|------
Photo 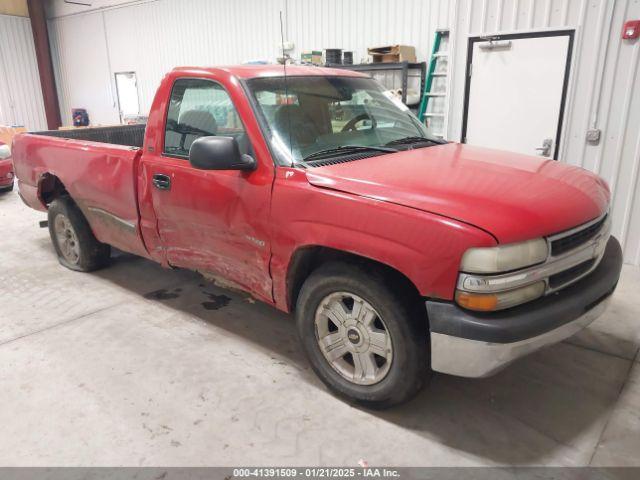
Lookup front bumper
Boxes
[427,236,623,378]
[0,177,13,188]
[0,168,14,188]
[0,160,13,188]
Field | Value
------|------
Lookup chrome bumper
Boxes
[427,236,622,378]
[430,298,609,377]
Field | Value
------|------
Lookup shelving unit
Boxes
[328,61,427,108]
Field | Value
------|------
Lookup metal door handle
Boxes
[152,173,171,190]
[536,138,553,157]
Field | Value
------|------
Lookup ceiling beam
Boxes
[27,0,62,129]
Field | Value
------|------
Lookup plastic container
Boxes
[325,49,342,65]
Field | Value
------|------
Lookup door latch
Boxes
[152,173,171,190]
[535,138,553,157]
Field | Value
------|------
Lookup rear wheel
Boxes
[48,196,111,271]
[296,262,429,409]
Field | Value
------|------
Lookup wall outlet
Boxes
[586,129,601,144]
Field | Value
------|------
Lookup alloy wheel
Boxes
[314,292,393,385]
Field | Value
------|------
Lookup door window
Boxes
[164,78,246,157]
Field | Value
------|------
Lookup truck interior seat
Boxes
[178,110,218,151]
[274,105,319,148]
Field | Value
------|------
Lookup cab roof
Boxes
[171,64,368,79]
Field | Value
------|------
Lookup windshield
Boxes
[246,76,440,166]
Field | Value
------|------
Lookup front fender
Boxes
[270,169,497,311]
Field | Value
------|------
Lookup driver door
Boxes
[139,77,274,302]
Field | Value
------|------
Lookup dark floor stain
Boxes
[201,291,231,310]
[144,288,181,300]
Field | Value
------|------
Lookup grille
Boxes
[549,259,595,289]
[306,151,384,167]
[550,215,607,257]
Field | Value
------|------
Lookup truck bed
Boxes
[32,124,146,148]
[12,128,149,259]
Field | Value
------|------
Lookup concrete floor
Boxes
[0,188,639,467]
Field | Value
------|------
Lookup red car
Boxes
[12,66,622,408]
[0,141,14,192]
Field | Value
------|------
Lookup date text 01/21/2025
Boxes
[232,467,400,477]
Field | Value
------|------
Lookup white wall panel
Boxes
[448,0,640,265]
[103,0,285,115]
[47,0,450,123]
[287,0,453,64]
[0,14,47,131]
[49,0,286,124]
[48,12,120,126]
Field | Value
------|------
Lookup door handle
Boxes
[535,138,553,157]
[152,173,171,190]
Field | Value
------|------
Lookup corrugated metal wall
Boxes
[286,0,453,63]
[48,0,286,126]
[46,0,640,264]
[47,0,451,125]
[448,0,640,265]
[0,14,47,131]
[48,11,119,126]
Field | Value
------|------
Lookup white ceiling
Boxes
[45,0,150,18]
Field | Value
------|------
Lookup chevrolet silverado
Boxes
[12,66,622,408]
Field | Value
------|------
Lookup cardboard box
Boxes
[301,50,323,65]
[368,45,416,63]
[0,126,26,147]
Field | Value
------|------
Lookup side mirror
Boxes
[0,144,10,160]
[189,136,256,171]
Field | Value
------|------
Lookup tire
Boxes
[296,262,429,409]
[48,196,111,272]
[0,182,13,193]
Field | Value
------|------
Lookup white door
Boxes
[114,72,140,124]
[464,34,572,159]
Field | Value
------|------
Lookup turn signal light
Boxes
[455,281,546,311]
[455,292,499,311]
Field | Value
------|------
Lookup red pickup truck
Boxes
[0,141,14,192]
[13,66,622,408]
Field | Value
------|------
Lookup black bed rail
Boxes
[32,124,146,148]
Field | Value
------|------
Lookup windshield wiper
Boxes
[385,136,447,147]
[303,145,398,162]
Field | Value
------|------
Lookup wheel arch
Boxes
[286,245,426,319]
[38,172,69,207]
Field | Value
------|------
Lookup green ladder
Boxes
[418,29,449,137]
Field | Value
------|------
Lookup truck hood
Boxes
[305,143,610,244]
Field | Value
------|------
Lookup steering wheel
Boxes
[341,113,376,132]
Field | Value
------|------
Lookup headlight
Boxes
[455,281,546,311]
[456,238,549,311]
[460,238,548,273]
[0,144,10,160]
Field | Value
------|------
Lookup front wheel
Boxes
[48,196,111,272]
[296,262,429,409]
